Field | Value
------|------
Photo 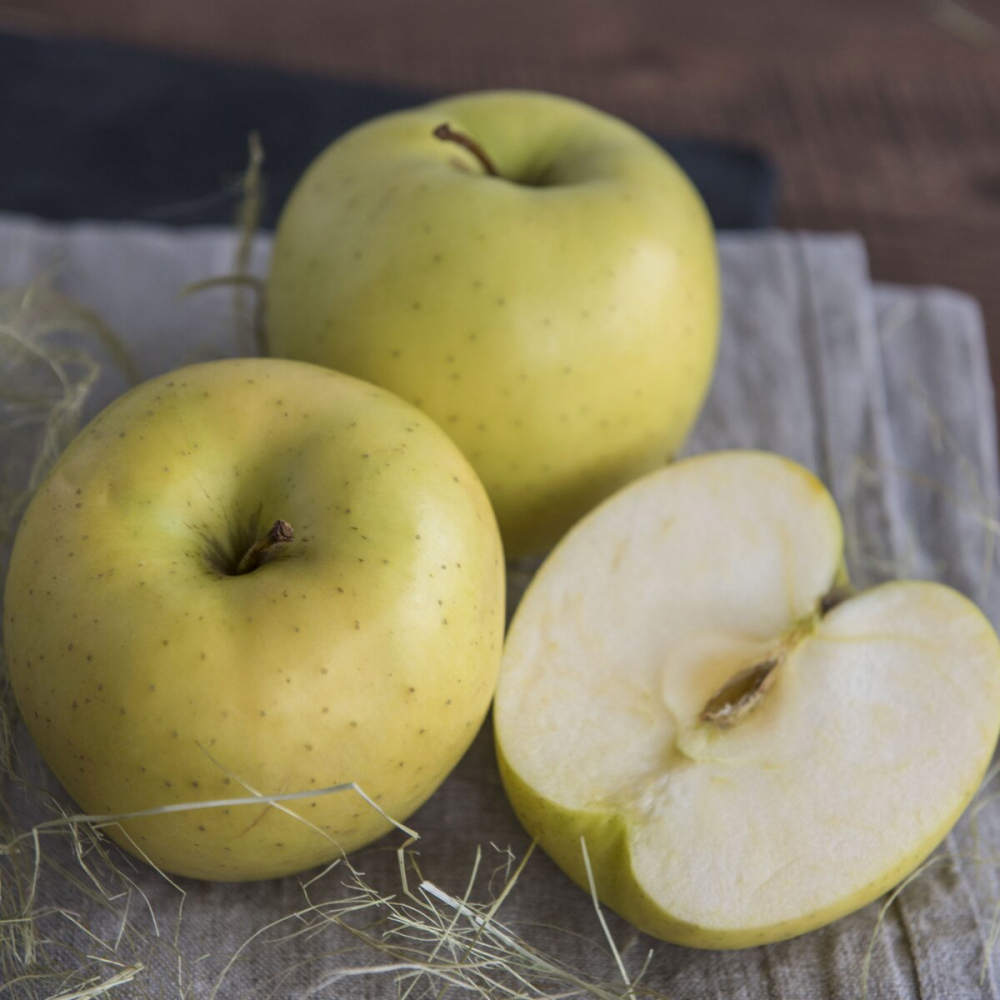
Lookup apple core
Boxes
[495,451,1000,947]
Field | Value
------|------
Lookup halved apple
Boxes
[495,450,1000,948]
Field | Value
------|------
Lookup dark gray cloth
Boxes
[0,32,778,231]
[1,217,997,998]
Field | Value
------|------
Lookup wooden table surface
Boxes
[3,0,1000,402]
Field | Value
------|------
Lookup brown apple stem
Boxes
[433,123,499,177]
[236,519,294,575]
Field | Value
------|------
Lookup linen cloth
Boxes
[1,214,998,999]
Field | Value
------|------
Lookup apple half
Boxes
[494,451,1000,948]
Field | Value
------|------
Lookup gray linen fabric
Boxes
[1,215,998,999]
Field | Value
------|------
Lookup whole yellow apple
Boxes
[3,358,505,881]
[266,90,720,557]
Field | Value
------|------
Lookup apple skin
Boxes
[3,358,505,881]
[266,89,720,557]
[497,724,987,950]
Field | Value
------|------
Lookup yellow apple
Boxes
[494,451,1000,947]
[266,89,720,557]
[3,358,505,881]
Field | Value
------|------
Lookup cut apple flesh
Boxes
[495,451,1000,948]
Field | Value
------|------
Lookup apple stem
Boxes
[235,519,295,574]
[433,123,499,177]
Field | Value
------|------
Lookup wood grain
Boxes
[3,0,1000,397]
